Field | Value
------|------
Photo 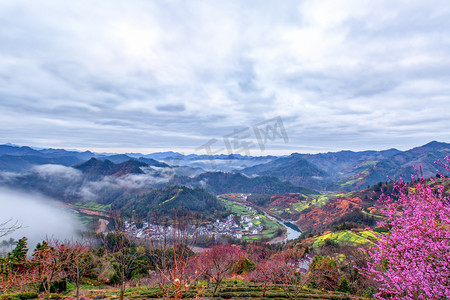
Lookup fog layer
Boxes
[0,187,83,251]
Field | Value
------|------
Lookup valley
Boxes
[0,142,449,299]
[0,141,447,239]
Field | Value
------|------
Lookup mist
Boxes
[172,158,274,172]
[0,163,177,203]
[0,187,84,253]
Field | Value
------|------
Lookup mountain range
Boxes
[0,141,449,194]
[0,141,449,229]
[240,141,450,191]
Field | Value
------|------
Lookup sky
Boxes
[1,0,450,155]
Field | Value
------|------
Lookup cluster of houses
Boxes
[123,221,172,239]
[297,253,314,273]
[239,209,264,236]
[123,207,265,241]
[237,193,250,200]
[204,211,263,239]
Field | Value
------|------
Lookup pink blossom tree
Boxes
[362,158,450,299]
[249,249,308,300]
[196,245,245,298]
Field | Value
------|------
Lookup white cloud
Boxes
[32,164,82,180]
[0,0,449,153]
[0,188,83,250]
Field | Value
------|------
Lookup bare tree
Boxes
[250,249,309,300]
[196,245,245,298]
[147,212,202,299]
[104,210,144,300]
[0,219,20,238]
[61,240,92,300]
[31,239,72,300]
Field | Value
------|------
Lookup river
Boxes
[282,221,302,241]
[263,211,302,242]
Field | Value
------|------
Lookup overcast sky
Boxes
[1,0,449,155]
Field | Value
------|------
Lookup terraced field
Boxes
[72,201,111,228]
[220,198,254,217]
[312,230,377,248]
[1,280,364,299]
[291,193,339,213]
[73,201,111,212]
[121,280,363,299]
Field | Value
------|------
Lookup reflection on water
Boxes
[272,218,302,242]
[283,221,302,242]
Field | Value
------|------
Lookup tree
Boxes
[61,241,92,300]
[248,256,280,297]
[147,212,201,299]
[197,245,245,298]
[104,211,144,300]
[0,238,34,294]
[0,219,20,238]
[31,240,71,299]
[308,255,340,291]
[337,245,377,295]
[257,250,309,300]
[110,239,144,300]
[232,256,255,275]
[7,237,28,263]
[361,159,450,299]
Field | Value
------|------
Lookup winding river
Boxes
[282,221,302,241]
[262,211,302,242]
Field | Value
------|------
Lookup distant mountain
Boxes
[0,144,274,173]
[170,165,205,177]
[240,153,328,189]
[0,154,85,172]
[136,157,170,168]
[137,151,277,161]
[2,141,449,226]
[0,145,41,156]
[173,171,317,195]
[141,151,184,160]
[96,154,134,164]
[301,148,401,177]
[239,142,450,191]
[182,153,278,161]
[0,144,95,172]
[96,154,170,167]
[74,158,116,177]
[74,158,151,180]
[0,159,224,221]
[37,148,94,160]
[1,141,449,192]
[332,141,450,191]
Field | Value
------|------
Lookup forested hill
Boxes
[111,185,224,220]
[172,171,317,195]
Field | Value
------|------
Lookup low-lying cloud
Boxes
[32,164,83,180]
[0,163,176,203]
[0,187,84,251]
[78,166,175,201]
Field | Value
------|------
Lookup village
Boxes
[123,205,265,241]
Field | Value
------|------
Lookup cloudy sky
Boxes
[1,0,449,155]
